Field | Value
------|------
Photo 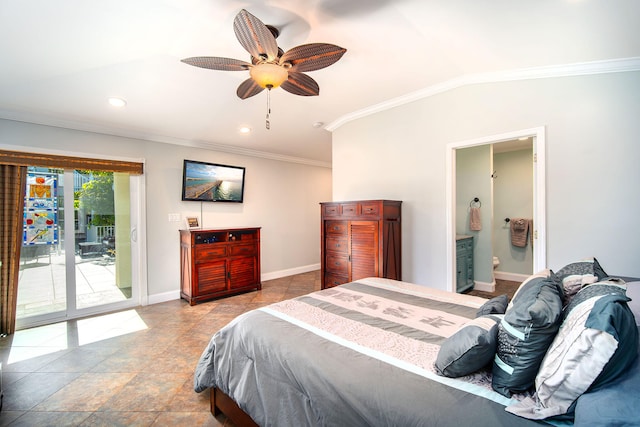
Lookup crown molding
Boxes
[0,113,332,169]
[326,57,640,132]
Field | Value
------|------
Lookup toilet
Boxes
[493,256,500,270]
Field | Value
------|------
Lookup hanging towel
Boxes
[510,218,530,247]
[469,207,482,231]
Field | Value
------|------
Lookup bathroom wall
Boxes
[456,145,492,285]
[493,148,534,275]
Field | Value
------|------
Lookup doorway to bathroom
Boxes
[445,127,546,293]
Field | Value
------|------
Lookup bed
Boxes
[194,267,640,427]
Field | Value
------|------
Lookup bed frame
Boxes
[211,387,258,427]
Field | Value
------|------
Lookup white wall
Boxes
[332,71,640,289]
[0,119,331,299]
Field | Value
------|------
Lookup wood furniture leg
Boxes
[211,387,259,427]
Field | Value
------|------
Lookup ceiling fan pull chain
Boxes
[266,88,271,130]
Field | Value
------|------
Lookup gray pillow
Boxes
[555,257,608,282]
[435,315,502,378]
[492,274,563,397]
[476,294,508,317]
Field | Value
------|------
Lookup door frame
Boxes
[445,126,546,292]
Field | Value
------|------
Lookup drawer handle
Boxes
[333,226,340,231]
[335,244,341,248]
[335,262,340,266]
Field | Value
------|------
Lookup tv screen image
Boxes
[182,160,245,203]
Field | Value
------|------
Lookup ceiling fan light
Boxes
[250,63,288,89]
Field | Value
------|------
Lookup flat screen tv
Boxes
[181,159,246,203]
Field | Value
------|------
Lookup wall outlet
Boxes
[168,213,181,222]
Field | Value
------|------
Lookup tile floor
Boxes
[1,271,322,426]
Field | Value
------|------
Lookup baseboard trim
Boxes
[148,290,180,305]
[146,264,321,305]
[473,280,496,293]
[260,264,320,281]
[494,271,529,282]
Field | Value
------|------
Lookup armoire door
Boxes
[349,221,379,281]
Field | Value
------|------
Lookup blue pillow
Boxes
[574,327,640,426]
[492,274,563,397]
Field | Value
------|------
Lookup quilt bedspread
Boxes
[194,277,552,427]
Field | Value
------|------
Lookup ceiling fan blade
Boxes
[237,78,265,99]
[280,43,347,72]
[181,57,251,71]
[233,9,279,62]
[280,72,319,96]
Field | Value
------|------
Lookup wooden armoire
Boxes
[320,200,401,289]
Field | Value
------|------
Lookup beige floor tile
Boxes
[151,411,217,427]
[167,377,211,412]
[99,372,190,412]
[35,372,137,412]
[79,411,159,427]
[3,372,82,411]
[4,411,92,426]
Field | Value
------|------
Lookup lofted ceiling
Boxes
[1,0,639,165]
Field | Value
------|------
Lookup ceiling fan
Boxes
[181,9,347,128]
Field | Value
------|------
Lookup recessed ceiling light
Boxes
[312,122,324,128]
[239,126,251,134]
[108,97,127,107]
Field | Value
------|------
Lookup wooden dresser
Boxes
[180,227,261,305]
[320,200,401,289]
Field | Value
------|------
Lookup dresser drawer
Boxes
[326,253,348,274]
[325,220,347,235]
[322,204,341,217]
[229,243,257,257]
[326,236,347,253]
[456,237,473,253]
[360,202,380,217]
[324,272,348,288]
[195,245,227,262]
[341,203,358,216]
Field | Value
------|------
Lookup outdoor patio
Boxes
[17,250,131,320]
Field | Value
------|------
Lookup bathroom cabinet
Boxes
[456,235,474,293]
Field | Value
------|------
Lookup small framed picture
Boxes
[186,217,199,229]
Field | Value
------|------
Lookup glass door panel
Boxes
[75,170,132,309]
[17,169,65,319]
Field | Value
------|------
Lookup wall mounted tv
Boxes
[181,159,246,203]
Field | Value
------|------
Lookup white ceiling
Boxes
[1,0,639,165]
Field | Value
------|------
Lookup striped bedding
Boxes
[194,277,551,426]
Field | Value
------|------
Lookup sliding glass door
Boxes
[16,167,141,329]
